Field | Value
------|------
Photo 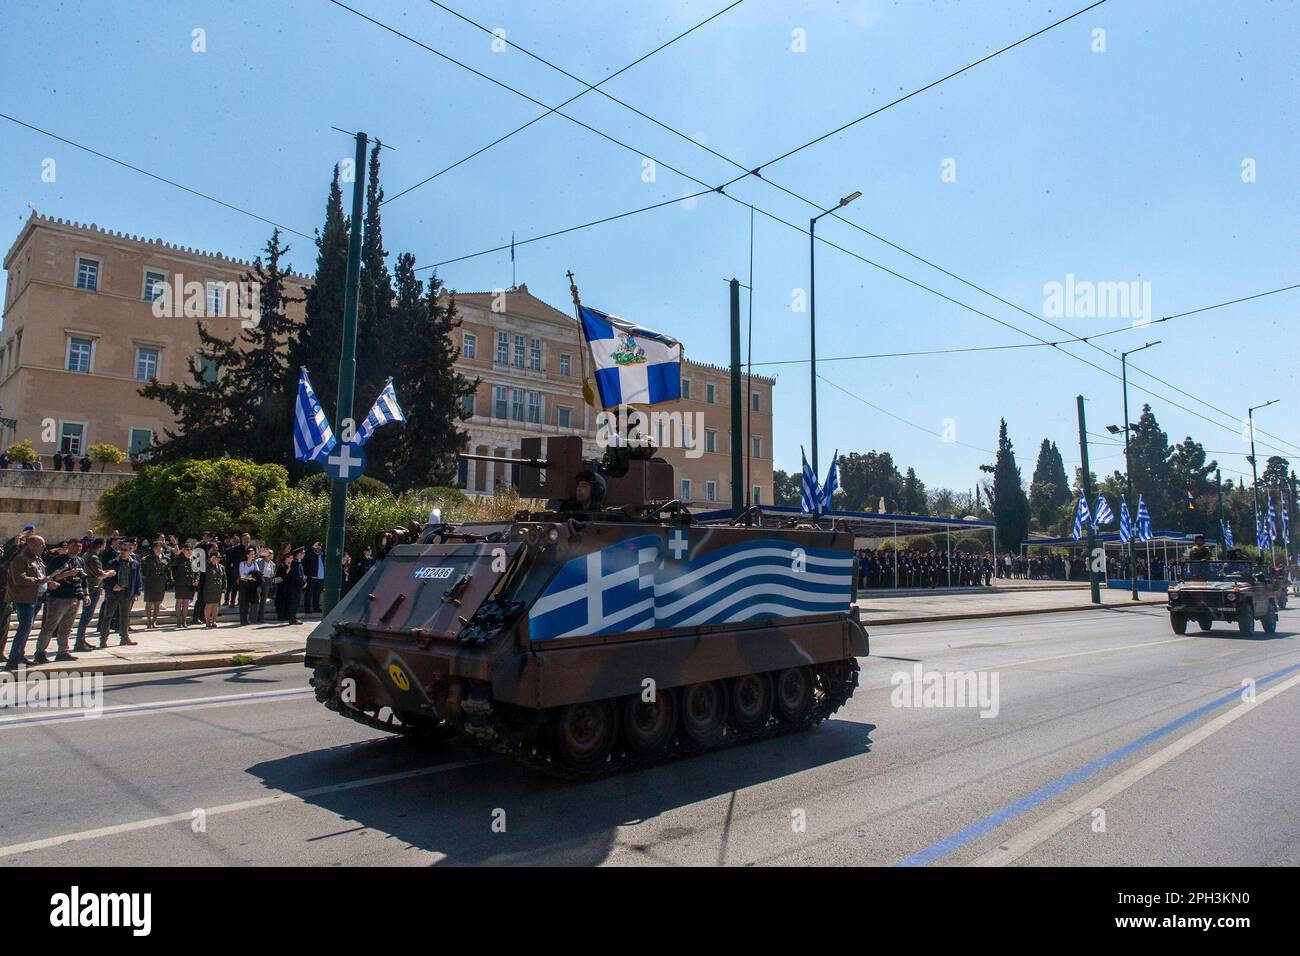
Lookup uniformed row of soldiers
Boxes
[857,549,993,589]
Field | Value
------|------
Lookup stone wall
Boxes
[0,470,131,541]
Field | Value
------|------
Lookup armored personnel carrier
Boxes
[306,436,869,776]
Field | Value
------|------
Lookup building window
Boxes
[527,391,541,424]
[683,422,693,449]
[510,388,524,421]
[681,378,691,399]
[143,270,166,302]
[199,354,219,384]
[460,393,475,417]
[753,485,763,505]
[67,336,94,373]
[462,332,477,359]
[135,347,159,381]
[705,429,717,454]
[706,481,717,502]
[751,391,761,412]
[493,385,508,419]
[129,428,152,456]
[681,478,692,501]
[557,406,572,429]
[75,258,99,291]
[706,382,716,404]
[559,353,571,376]
[457,457,469,489]
[751,435,762,458]
[495,332,509,365]
[205,281,224,315]
[529,338,541,371]
[60,422,86,455]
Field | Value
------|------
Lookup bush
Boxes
[907,535,937,552]
[97,458,289,538]
[6,439,37,463]
[88,443,126,470]
[955,536,988,553]
[258,488,430,554]
[298,472,394,499]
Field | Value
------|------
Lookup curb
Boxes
[7,649,306,678]
[865,600,1165,627]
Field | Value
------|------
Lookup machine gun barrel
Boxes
[458,452,546,468]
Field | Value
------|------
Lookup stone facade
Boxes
[0,470,132,542]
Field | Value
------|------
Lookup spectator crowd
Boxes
[0,525,376,670]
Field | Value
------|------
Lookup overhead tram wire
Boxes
[417,1,1300,459]
[0,112,314,241]
[380,0,747,206]
[816,375,996,457]
[346,0,1300,459]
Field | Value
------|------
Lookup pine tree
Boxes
[901,467,928,514]
[992,419,1030,554]
[293,166,349,421]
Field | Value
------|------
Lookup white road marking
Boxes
[0,687,314,728]
[969,671,1300,866]
[996,637,1196,669]
[0,756,499,859]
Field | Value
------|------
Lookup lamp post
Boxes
[1247,399,1279,563]
[808,190,861,476]
[1108,340,1161,601]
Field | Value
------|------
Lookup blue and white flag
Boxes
[578,305,682,409]
[1093,495,1114,528]
[1221,520,1234,550]
[1283,498,1291,543]
[1256,512,1269,550]
[800,446,821,515]
[293,368,336,463]
[1266,497,1278,546]
[820,451,840,512]
[1071,494,1091,541]
[1118,498,1133,543]
[1136,494,1153,542]
[355,378,406,447]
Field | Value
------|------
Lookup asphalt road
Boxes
[2,603,1297,866]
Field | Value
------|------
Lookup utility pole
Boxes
[1116,342,1159,601]
[1076,395,1101,605]
[324,130,367,613]
[1247,399,1279,564]
[729,278,743,520]
[1215,468,1224,553]
[807,190,860,476]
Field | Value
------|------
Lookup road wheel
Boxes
[775,666,814,724]
[1237,608,1256,636]
[1170,612,1187,635]
[681,681,727,746]
[730,673,772,732]
[621,688,677,757]
[552,700,618,771]
[1197,614,1213,632]
[1263,603,1279,634]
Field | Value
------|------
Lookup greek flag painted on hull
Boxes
[529,534,855,641]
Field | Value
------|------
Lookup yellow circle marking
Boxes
[387,664,410,692]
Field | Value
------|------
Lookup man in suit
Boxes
[304,541,325,613]
[100,539,141,646]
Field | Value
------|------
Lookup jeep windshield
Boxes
[1181,561,1252,582]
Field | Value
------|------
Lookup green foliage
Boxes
[97,458,289,537]
[955,536,988,553]
[298,473,393,499]
[907,535,937,551]
[257,487,429,553]
[992,419,1030,552]
[88,443,125,465]
[772,469,800,507]
[5,439,37,463]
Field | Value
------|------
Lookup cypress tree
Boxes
[992,419,1030,553]
[292,165,349,421]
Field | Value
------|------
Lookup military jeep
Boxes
[1167,561,1284,636]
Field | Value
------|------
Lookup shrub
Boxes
[88,443,126,470]
[298,472,394,499]
[6,439,37,463]
[97,458,289,538]
[258,488,430,554]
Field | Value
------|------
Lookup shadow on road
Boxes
[247,717,875,865]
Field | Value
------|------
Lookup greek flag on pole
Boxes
[1136,495,1153,542]
[355,378,406,447]
[1093,495,1114,528]
[578,305,682,409]
[1266,498,1278,545]
[293,368,336,463]
[1256,512,1269,549]
[820,451,840,512]
[1118,499,1133,543]
[1071,494,1091,541]
[1283,498,1291,543]
[800,446,821,514]
[1221,520,1234,550]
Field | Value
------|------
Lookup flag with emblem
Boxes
[1093,495,1114,528]
[1186,488,1196,510]
[293,368,336,463]
[800,446,821,515]
[1136,495,1153,542]
[1118,499,1133,543]
[578,305,682,409]
[1071,494,1091,541]
[354,378,406,447]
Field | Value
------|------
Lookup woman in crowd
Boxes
[171,541,199,629]
[202,550,226,628]
[141,539,172,628]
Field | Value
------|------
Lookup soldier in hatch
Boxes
[554,468,607,514]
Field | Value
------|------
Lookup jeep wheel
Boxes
[1170,612,1188,635]
[1263,603,1279,634]
[1237,608,1256,636]
[1197,613,1213,632]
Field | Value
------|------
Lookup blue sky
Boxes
[2,0,1297,492]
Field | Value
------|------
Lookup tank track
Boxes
[462,660,860,780]
[312,659,860,779]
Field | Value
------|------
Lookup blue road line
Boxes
[894,659,1300,866]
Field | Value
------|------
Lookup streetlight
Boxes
[808,189,861,476]
[1247,399,1280,563]
[1110,340,1161,601]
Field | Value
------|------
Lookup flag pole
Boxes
[567,271,598,410]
